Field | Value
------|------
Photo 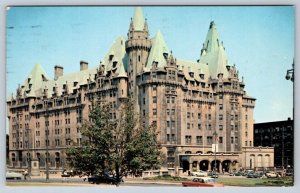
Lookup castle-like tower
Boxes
[7,7,274,175]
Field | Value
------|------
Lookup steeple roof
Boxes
[132,7,145,31]
[199,21,231,79]
[145,30,170,71]
[21,64,50,97]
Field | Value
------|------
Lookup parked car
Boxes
[246,172,258,178]
[232,171,243,176]
[6,171,23,180]
[182,177,224,187]
[207,171,219,178]
[88,174,123,185]
[191,170,208,177]
[265,171,280,178]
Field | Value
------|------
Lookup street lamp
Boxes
[213,131,217,182]
[44,101,50,182]
[285,60,294,82]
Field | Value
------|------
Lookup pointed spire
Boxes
[202,21,223,53]
[199,21,231,79]
[132,7,145,31]
[144,30,170,71]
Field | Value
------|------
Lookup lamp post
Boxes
[213,131,217,182]
[285,60,294,82]
[45,101,50,182]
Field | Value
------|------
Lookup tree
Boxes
[67,99,161,184]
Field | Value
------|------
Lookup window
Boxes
[153,85,157,91]
[207,136,213,144]
[219,125,223,130]
[245,131,248,137]
[231,137,234,144]
[245,141,248,146]
[167,97,170,103]
[153,109,157,116]
[245,115,248,120]
[143,98,145,105]
[171,97,175,103]
[196,136,203,144]
[153,96,157,103]
[187,112,190,119]
[171,121,175,128]
[171,134,176,142]
[208,114,211,120]
[219,104,223,110]
[219,114,223,121]
[219,94,223,99]
[167,109,170,115]
[198,123,201,130]
[198,113,201,119]
[167,121,170,128]
[187,123,190,129]
[219,137,223,143]
[249,141,252,146]
[185,135,192,145]
[171,109,175,115]
[208,124,211,130]
[167,134,170,142]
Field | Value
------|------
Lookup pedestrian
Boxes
[23,169,28,180]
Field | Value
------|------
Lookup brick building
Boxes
[254,118,294,169]
[7,7,274,174]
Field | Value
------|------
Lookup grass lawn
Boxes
[143,175,294,187]
[215,177,293,187]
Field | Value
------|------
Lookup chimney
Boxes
[80,61,88,71]
[54,65,63,80]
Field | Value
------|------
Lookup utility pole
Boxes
[213,131,217,182]
[45,100,50,182]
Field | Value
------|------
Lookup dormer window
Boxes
[200,74,205,79]
[163,52,168,59]
[189,72,194,78]
[109,54,114,61]
[113,61,117,68]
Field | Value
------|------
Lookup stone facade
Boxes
[7,7,274,173]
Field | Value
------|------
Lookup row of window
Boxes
[183,135,243,145]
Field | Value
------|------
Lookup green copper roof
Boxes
[21,64,50,97]
[145,30,169,71]
[101,36,128,77]
[132,7,145,31]
[199,21,231,79]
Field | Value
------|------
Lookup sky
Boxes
[6,6,294,124]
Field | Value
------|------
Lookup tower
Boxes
[125,7,151,111]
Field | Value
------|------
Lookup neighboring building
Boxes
[6,134,9,164]
[254,118,294,169]
[7,7,274,174]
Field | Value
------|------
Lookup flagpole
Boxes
[213,131,217,183]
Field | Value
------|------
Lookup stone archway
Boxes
[182,160,190,173]
[222,160,232,173]
[200,160,209,171]
[210,160,221,172]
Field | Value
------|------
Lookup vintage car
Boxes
[265,171,280,178]
[191,170,208,177]
[6,171,23,180]
[182,177,224,187]
[88,173,123,185]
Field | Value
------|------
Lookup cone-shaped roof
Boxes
[199,21,230,79]
[21,64,50,97]
[145,30,170,71]
[132,7,145,31]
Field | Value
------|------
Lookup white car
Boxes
[6,171,23,180]
[266,171,280,178]
[191,170,208,177]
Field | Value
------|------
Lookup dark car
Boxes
[88,174,123,185]
[246,172,258,178]
[232,171,242,176]
[207,171,219,178]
